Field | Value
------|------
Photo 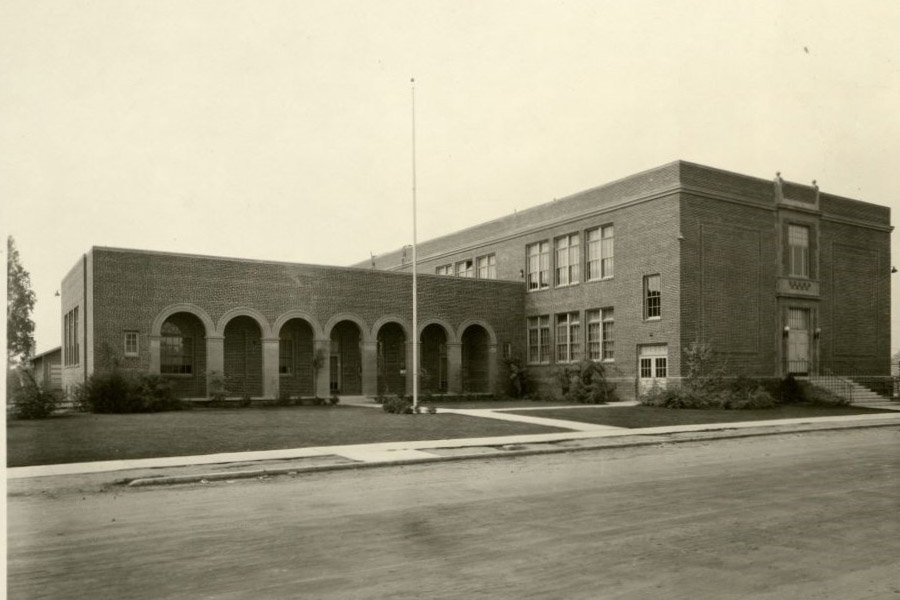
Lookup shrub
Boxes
[778,374,805,404]
[798,382,850,406]
[329,395,340,406]
[76,370,182,413]
[208,371,228,402]
[503,356,529,398]
[558,360,618,404]
[382,395,414,414]
[10,369,58,419]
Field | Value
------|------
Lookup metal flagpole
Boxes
[411,77,419,411]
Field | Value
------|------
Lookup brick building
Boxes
[59,161,891,400]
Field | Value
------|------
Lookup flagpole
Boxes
[411,77,419,411]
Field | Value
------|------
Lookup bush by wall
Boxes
[556,360,619,404]
[9,368,58,419]
[75,370,183,413]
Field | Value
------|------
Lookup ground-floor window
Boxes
[527,316,551,364]
[161,323,193,375]
[556,312,582,363]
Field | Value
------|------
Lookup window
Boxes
[64,307,79,366]
[279,337,294,374]
[527,316,551,364]
[502,342,512,359]
[788,224,810,278]
[456,259,474,278]
[587,225,614,280]
[124,331,139,357]
[526,242,550,291]
[555,234,580,286]
[556,312,582,363]
[161,322,193,375]
[435,264,453,276]
[644,274,661,319]
[587,308,614,361]
[477,254,496,279]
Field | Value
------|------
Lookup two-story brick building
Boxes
[59,161,892,400]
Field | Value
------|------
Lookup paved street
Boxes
[8,427,900,599]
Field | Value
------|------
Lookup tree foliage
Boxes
[7,236,36,366]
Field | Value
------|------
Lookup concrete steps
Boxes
[805,376,898,406]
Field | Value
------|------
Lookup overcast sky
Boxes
[2,0,899,355]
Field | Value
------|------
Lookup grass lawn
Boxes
[6,405,568,468]
[423,399,576,410]
[506,404,896,429]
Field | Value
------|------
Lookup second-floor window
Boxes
[644,275,661,320]
[587,225,614,280]
[788,224,810,278]
[555,234,580,286]
[64,307,80,366]
[526,242,550,291]
[477,254,496,279]
[456,259,474,278]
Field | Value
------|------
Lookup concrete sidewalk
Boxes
[8,407,900,487]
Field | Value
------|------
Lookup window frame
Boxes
[435,264,454,276]
[554,233,581,287]
[587,308,614,362]
[124,331,139,357]
[456,259,475,278]
[476,254,497,279]
[160,324,194,376]
[526,241,551,292]
[787,224,810,278]
[643,274,662,320]
[586,224,614,281]
[555,312,582,363]
[527,315,551,364]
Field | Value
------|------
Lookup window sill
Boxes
[555,283,580,289]
[587,276,613,283]
[527,287,551,293]
[644,317,661,322]
[161,373,194,378]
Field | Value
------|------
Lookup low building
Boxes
[29,346,62,394]
[59,161,892,400]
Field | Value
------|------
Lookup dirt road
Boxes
[8,427,900,599]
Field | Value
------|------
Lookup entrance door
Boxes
[787,308,810,375]
[638,345,668,394]
[329,355,341,393]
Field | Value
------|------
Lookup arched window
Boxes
[161,321,194,375]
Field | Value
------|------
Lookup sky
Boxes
[2,0,899,355]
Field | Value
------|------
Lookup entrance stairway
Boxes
[804,376,899,408]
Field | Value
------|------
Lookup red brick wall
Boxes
[86,248,525,396]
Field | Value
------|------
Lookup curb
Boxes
[124,419,900,487]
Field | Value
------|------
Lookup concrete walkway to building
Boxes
[8,398,900,487]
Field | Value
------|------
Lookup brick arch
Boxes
[417,318,457,344]
[151,303,215,337]
[273,310,325,339]
[216,307,273,338]
[371,315,410,340]
[324,313,371,342]
[457,319,498,346]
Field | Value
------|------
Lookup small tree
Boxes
[682,341,724,396]
[503,356,528,398]
[311,348,326,398]
[7,236,36,367]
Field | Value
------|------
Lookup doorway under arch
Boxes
[376,322,406,396]
[420,323,449,393]
[330,321,362,395]
[224,315,263,397]
[278,318,316,398]
[461,324,490,393]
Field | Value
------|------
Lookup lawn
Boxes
[6,405,568,467]
[506,404,896,429]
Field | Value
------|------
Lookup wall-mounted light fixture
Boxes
[783,325,790,337]
[519,269,525,279]
[892,266,898,274]
[814,327,822,339]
